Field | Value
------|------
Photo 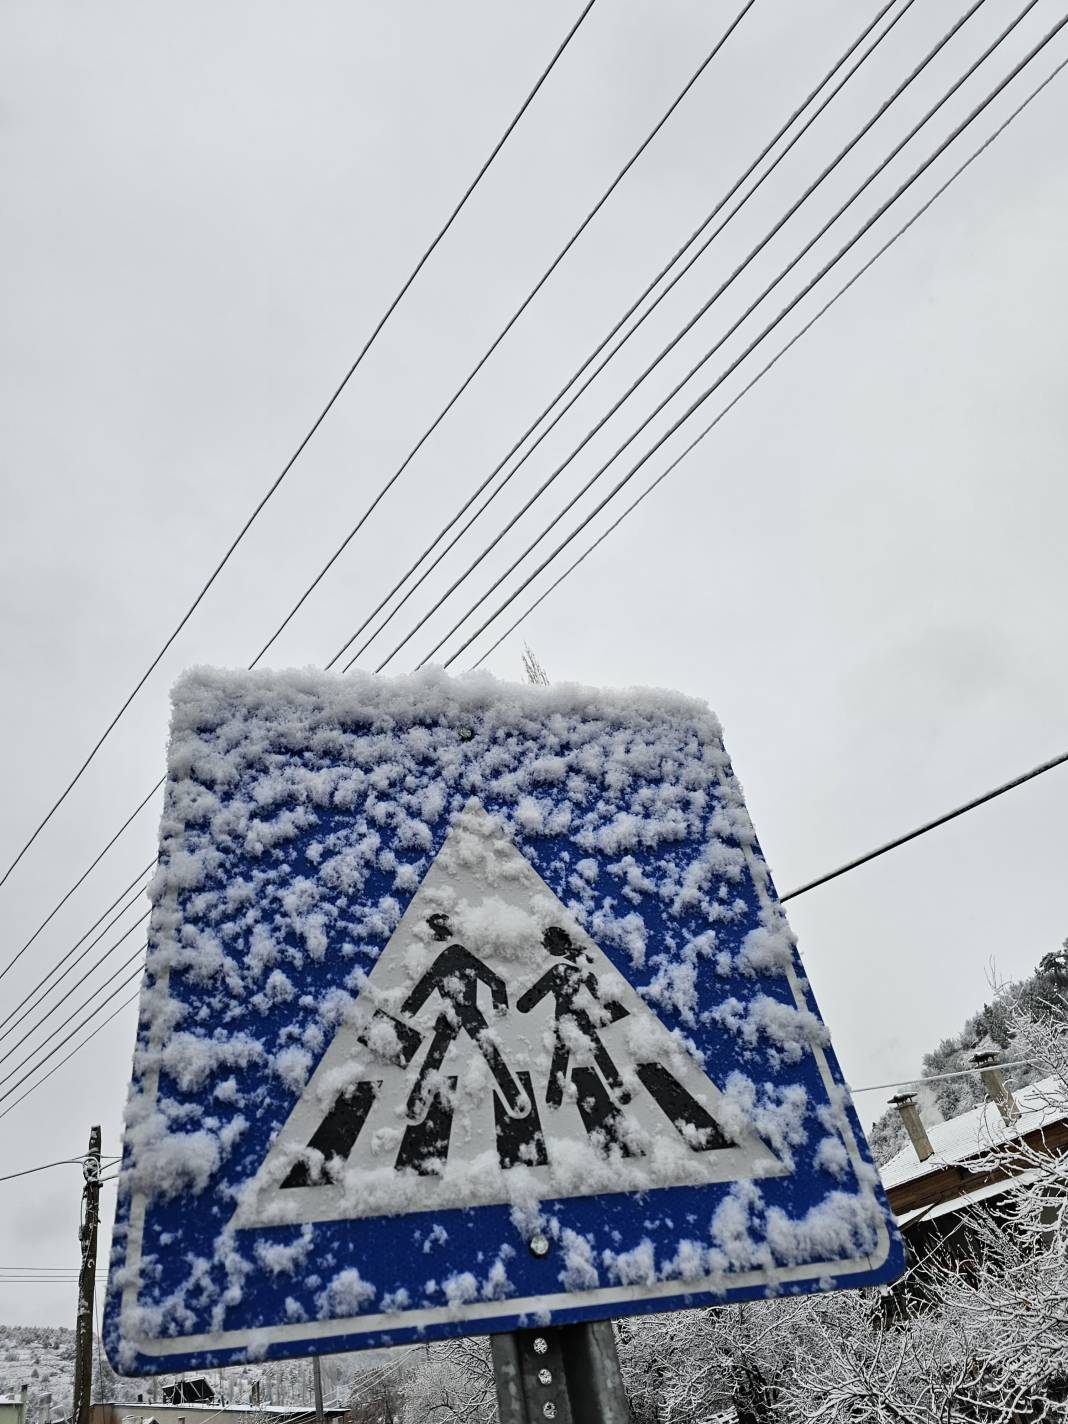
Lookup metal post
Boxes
[311,1356,324,1424]
[72,1126,102,1424]
[491,1320,629,1423]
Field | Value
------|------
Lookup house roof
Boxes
[880,1074,1067,1191]
[895,1164,1046,1228]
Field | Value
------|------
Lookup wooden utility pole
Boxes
[72,1125,102,1424]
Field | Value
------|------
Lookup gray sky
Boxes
[2,0,1067,1329]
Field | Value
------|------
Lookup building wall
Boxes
[89,1406,344,1424]
[91,1410,262,1424]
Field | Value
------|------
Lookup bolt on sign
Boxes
[105,670,902,1372]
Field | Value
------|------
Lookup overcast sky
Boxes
[2,0,1067,1331]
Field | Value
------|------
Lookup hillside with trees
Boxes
[867,939,1068,1163]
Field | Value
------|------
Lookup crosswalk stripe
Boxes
[396,1077,457,1175]
[494,1070,548,1168]
[282,1080,380,1188]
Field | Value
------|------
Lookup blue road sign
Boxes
[106,669,903,1374]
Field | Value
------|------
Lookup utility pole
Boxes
[311,1357,324,1424]
[72,1126,101,1424]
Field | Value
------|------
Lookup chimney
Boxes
[972,1051,1020,1125]
[890,1093,934,1162]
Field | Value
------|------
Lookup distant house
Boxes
[162,1385,213,1408]
[0,1391,28,1424]
[881,1070,1068,1257]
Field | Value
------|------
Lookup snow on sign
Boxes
[106,670,903,1373]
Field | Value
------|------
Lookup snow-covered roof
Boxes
[880,1075,1068,1191]
[98,1407,345,1417]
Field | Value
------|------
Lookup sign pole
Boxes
[311,1356,325,1424]
[491,1320,629,1424]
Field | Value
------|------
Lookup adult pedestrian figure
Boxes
[401,913,526,1120]
[517,925,629,1107]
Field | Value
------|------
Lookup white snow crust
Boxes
[111,667,888,1355]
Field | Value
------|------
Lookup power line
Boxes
[2,1283,105,1288]
[0,904,147,1071]
[0,1155,118,1186]
[471,54,1068,673]
[250,0,762,670]
[0,987,141,1124]
[5,20,1067,1133]
[0,907,148,1072]
[0,959,145,1111]
[850,1055,1045,1095]
[0,0,751,988]
[0,933,146,1093]
[0,787,159,988]
[325,0,913,673]
[0,874,151,1048]
[780,748,1068,901]
[0,0,599,899]
[0,1158,86,1184]
[378,0,992,673]
[415,0,1024,671]
[431,2,1060,672]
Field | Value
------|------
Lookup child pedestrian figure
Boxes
[401,913,527,1120]
[517,925,630,1107]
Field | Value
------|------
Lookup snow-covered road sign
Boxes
[106,671,902,1373]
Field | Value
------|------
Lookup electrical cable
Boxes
[0,0,599,900]
[0,1158,86,1184]
[470,53,1068,673]
[0,904,148,1071]
[779,749,1068,901]
[324,0,912,673]
[249,0,761,670]
[430,3,1061,671]
[0,788,159,989]
[0,987,141,1124]
[0,0,752,989]
[0,927,147,1090]
[850,1056,1043,1094]
[0,874,151,1047]
[375,0,991,673]
[3,18,1065,1131]
[0,959,145,1111]
[411,0,1025,672]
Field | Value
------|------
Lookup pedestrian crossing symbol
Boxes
[233,804,782,1229]
[106,671,902,1376]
